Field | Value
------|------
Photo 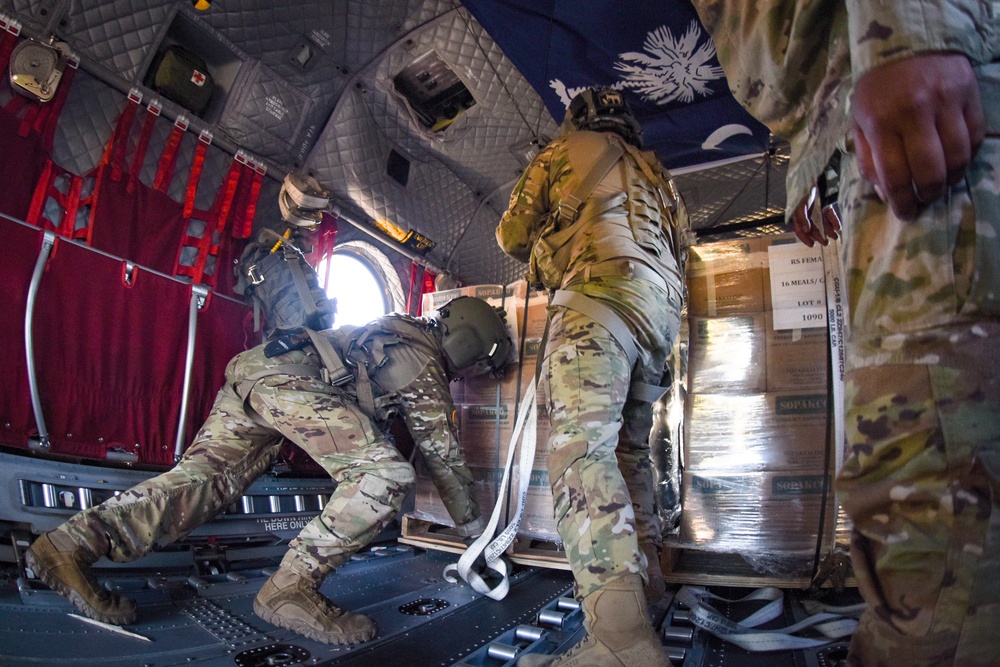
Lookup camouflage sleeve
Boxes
[495,142,556,263]
[846,0,998,75]
[398,355,481,525]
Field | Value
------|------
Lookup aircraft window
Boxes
[319,241,402,326]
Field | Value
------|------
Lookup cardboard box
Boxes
[686,237,769,316]
[687,314,767,394]
[683,391,832,471]
[411,463,507,528]
[677,470,839,553]
[765,312,828,391]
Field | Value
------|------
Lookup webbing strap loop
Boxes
[550,289,638,368]
[444,380,539,600]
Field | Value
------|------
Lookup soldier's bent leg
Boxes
[544,307,643,596]
[837,362,1000,667]
[247,375,415,643]
[533,308,668,666]
[617,396,665,604]
[25,383,280,624]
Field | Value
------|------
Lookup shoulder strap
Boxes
[554,137,625,227]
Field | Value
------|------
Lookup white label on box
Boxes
[768,242,826,329]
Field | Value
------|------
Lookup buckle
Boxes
[247,264,265,285]
[556,195,583,223]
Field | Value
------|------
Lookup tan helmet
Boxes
[433,296,511,377]
[561,87,643,148]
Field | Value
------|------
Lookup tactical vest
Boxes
[254,315,439,424]
[529,132,685,292]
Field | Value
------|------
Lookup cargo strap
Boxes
[444,377,539,600]
[549,289,667,404]
[675,586,862,652]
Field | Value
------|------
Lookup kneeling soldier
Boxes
[25,295,510,645]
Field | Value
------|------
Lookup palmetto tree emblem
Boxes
[615,21,724,105]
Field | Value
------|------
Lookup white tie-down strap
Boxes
[443,380,539,600]
[675,586,863,652]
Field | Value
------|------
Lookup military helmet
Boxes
[561,87,643,148]
[433,296,511,377]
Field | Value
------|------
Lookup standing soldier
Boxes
[497,87,687,667]
[25,294,510,645]
[690,2,1000,665]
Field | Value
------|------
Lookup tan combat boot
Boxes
[254,566,376,645]
[517,574,671,667]
[24,532,137,625]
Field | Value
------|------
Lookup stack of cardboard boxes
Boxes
[676,234,843,561]
[410,281,560,543]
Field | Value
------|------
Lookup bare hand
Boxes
[791,188,842,247]
[851,53,985,220]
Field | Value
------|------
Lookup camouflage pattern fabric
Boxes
[690,1,1000,663]
[496,129,684,296]
[52,316,480,583]
[541,280,679,598]
[497,127,683,598]
[835,133,1000,667]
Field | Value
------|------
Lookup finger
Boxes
[904,121,948,205]
[853,123,878,188]
[791,199,816,248]
[868,129,919,220]
[937,111,973,187]
[964,74,986,157]
[821,205,841,241]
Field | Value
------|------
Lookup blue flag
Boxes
[461,0,771,169]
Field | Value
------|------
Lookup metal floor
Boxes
[0,541,861,667]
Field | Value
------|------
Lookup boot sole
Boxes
[24,548,137,626]
[253,598,377,645]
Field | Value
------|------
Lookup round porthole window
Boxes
[317,241,403,327]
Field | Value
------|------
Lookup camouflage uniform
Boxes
[692,1,1000,664]
[53,315,480,583]
[497,129,684,597]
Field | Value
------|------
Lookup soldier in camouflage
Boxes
[691,2,999,665]
[24,296,510,646]
[497,88,686,667]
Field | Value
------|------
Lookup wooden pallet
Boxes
[399,514,854,588]
[398,515,470,556]
[399,515,571,570]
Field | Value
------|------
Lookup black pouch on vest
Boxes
[147,46,214,115]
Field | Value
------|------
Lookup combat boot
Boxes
[254,566,376,645]
[24,531,137,625]
[517,574,671,667]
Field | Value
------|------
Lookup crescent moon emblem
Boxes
[702,124,753,150]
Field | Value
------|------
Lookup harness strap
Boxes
[554,137,624,226]
[303,328,352,386]
[550,289,668,403]
[550,289,638,367]
[562,257,668,293]
[283,243,324,326]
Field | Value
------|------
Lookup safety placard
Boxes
[767,242,826,330]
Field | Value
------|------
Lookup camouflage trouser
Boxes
[56,344,415,583]
[836,126,1000,666]
[542,281,676,598]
